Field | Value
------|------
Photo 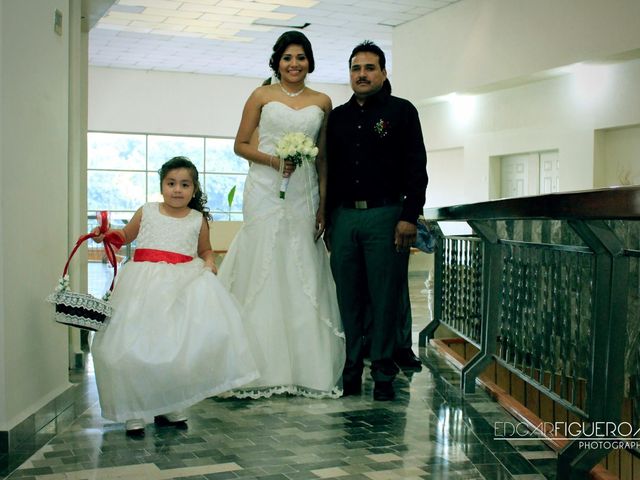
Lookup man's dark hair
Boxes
[349,40,391,94]
[348,40,386,70]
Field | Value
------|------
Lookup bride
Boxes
[218,31,345,398]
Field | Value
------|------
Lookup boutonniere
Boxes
[374,118,390,137]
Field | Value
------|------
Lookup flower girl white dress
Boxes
[218,101,345,398]
[92,202,259,421]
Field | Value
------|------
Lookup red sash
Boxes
[133,248,193,264]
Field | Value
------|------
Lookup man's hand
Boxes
[394,221,417,252]
[323,226,332,252]
[315,207,325,242]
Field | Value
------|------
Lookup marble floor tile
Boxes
[2,272,560,480]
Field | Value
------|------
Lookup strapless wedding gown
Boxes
[218,101,345,398]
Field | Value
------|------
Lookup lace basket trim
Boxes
[52,311,105,331]
[47,291,112,315]
[46,290,112,331]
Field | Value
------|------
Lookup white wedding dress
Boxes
[218,101,345,398]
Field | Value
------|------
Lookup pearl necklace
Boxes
[280,84,305,97]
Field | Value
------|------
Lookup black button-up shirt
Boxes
[326,88,428,224]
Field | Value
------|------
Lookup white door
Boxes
[500,153,536,198]
[500,151,559,198]
[539,151,560,193]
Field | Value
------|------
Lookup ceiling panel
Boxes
[89,0,461,83]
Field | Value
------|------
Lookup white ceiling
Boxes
[89,0,461,84]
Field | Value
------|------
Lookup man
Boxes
[326,41,428,401]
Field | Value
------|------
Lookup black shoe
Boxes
[373,381,395,401]
[125,429,145,438]
[154,412,188,427]
[342,379,362,397]
[394,348,422,369]
[125,418,145,437]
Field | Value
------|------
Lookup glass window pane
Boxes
[210,212,243,221]
[204,174,246,218]
[88,171,146,211]
[147,172,162,203]
[86,211,134,229]
[110,211,135,225]
[205,138,248,173]
[86,211,135,243]
[88,132,146,170]
[148,135,204,172]
[87,134,252,224]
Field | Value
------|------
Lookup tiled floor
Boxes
[2,269,558,480]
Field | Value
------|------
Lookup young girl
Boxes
[91,156,259,436]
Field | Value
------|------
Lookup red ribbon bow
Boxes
[63,211,119,292]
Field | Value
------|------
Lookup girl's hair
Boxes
[158,156,211,220]
[269,31,315,79]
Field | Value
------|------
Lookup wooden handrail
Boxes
[424,185,640,221]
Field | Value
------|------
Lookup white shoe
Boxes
[155,411,187,424]
[125,418,145,435]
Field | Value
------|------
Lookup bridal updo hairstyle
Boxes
[269,31,315,79]
[159,156,211,220]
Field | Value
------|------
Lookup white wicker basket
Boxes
[48,288,113,332]
[47,219,118,332]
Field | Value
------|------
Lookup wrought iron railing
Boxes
[419,186,640,479]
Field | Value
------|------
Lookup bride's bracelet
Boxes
[270,155,282,173]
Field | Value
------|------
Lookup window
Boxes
[87,132,248,227]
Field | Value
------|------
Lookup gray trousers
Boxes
[363,257,412,351]
[329,205,407,383]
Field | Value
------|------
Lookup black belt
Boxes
[341,196,402,210]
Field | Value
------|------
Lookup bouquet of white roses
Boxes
[275,132,319,199]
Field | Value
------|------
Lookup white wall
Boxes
[0,0,6,427]
[394,0,640,101]
[89,67,351,137]
[67,0,89,367]
[394,0,640,206]
[425,148,464,208]
[595,125,640,187]
[0,0,76,431]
